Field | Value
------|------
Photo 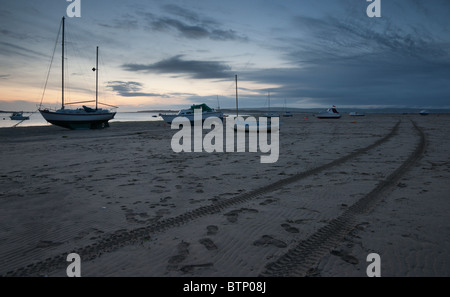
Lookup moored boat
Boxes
[315,106,341,119]
[39,17,116,130]
[160,103,223,124]
[10,112,30,121]
[233,76,280,133]
[262,91,279,118]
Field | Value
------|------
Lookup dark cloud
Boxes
[107,81,168,98]
[0,74,10,79]
[0,41,47,58]
[241,54,450,108]
[142,5,247,41]
[122,55,233,79]
[245,11,450,108]
[286,14,449,66]
[168,92,197,97]
[0,29,11,36]
[99,17,138,30]
[161,4,207,25]
[151,18,210,39]
[236,68,427,109]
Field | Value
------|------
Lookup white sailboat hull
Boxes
[40,109,116,130]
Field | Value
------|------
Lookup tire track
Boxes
[260,120,426,277]
[3,120,401,277]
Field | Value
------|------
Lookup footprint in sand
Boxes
[156,208,171,216]
[330,250,359,265]
[36,240,63,249]
[180,263,214,273]
[253,235,287,248]
[168,241,190,265]
[206,225,219,236]
[199,238,218,251]
[224,208,258,223]
[224,210,239,223]
[259,198,278,206]
[160,196,172,203]
[281,223,299,233]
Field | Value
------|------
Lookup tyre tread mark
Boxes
[260,120,426,277]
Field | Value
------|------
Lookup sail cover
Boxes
[189,104,213,112]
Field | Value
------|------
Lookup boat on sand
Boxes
[39,17,116,130]
[315,106,341,119]
[160,104,223,124]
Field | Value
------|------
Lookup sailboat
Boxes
[234,75,280,133]
[263,91,280,118]
[282,98,293,117]
[39,17,116,130]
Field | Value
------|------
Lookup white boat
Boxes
[160,103,223,124]
[40,106,116,130]
[10,112,30,121]
[419,110,429,116]
[39,17,116,130]
[349,111,365,116]
[315,106,341,119]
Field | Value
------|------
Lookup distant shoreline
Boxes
[1,112,448,131]
[137,108,450,114]
[2,108,450,115]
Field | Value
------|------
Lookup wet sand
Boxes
[0,114,448,277]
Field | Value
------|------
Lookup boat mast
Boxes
[92,46,100,110]
[235,74,239,117]
[96,46,98,110]
[61,16,65,110]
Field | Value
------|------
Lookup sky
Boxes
[0,0,449,112]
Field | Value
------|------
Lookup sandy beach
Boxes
[0,113,448,277]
